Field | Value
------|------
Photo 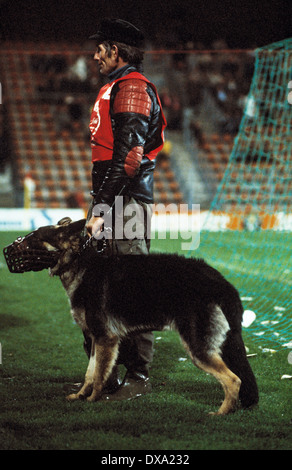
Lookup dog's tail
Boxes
[221,328,259,408]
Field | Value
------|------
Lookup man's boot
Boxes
[101,369,152,401]
[102,366,123,394]
[100,331,154,400]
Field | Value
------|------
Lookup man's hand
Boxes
[87,216,105,239]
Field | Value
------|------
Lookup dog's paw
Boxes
[86,390,102,402]
[66,393,80,401]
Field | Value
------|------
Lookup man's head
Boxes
[90,18,145,75]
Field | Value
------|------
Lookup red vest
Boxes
[89,72,166,163]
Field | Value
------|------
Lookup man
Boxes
[85,18,167,400]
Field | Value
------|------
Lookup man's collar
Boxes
[107,64,137,82]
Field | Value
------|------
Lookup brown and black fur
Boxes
[13,217,259,415]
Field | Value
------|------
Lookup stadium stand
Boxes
[197,132,232,187]
[4,41,289,213]
[1,42,184,209]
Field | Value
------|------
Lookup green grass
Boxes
[0,230,291,450]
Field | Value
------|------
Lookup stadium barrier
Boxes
[0,208,291,233]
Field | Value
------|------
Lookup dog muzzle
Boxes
[3,234,60,273]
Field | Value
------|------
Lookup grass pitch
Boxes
[0,230,291,451]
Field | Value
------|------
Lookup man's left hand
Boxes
[87,216,105,239]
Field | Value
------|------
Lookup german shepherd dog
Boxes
[3,217,259,415]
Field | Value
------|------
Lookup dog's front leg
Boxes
[66,335,120,402]
[66,334,97,401]
[87,336,120,402]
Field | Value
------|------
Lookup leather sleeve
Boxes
[93,79,152,207]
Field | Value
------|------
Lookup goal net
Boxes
[190,38,292,349]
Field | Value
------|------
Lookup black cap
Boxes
[89,18,144,48]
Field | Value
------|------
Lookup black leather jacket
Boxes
[91,65,165,207]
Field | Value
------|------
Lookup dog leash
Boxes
[80,226,113,255]
[81,185,126,256]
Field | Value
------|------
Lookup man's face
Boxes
[93,43,118,76]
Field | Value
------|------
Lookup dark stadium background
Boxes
[1,0,291,47]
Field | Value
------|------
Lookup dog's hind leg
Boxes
[179,304,241,414]
[221,331,259,408]
[193,352,241,415]
[181,338,241,414]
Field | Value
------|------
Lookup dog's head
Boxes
[3,217,86,274]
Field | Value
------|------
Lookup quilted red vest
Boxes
[89,71,166,162]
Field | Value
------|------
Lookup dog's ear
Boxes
[66,218,86,234]
[58,217,72,226]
